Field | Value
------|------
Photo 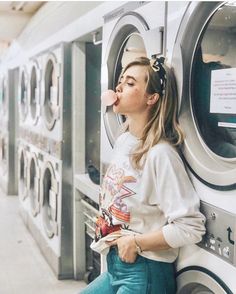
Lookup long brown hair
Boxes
[121,57,184,169]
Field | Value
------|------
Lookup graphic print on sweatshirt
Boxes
[100,164,137,225]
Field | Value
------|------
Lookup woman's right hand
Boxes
[106,235,138,263]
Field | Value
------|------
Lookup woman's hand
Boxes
[106,235,138,263]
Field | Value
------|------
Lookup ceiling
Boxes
[0,1,45,56]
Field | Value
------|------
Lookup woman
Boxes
[80,57,206,293]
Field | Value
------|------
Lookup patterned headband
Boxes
[150,56,166,95]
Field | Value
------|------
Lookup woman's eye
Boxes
[127,82,134,86]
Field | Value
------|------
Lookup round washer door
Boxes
[176,266,233,294]
[43,53,60,130]
[103,12,157,147]
[41,161,58,238]
[18,147,28,201]
[28,153,40,216]
[18,67,28,122]
[172,1,236,190]
[30,61,41,125]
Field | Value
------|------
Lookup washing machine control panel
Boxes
[199,201,236,266]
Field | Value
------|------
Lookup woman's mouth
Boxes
[113,98,119,106]
[101,90,118,106]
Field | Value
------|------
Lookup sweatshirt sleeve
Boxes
[149,144,206,248]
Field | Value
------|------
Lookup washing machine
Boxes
[0,68,18,195]
[166,1,236,292]
[26,144,42,218]
[18,140,30,212]
[100,1,165,177]
[39,42,71,142]
[19,142,43,227]
[19,142,73,279]
[18,65,30,128]
[18,55,43,147]
[18,42,73,279]
[38,150,73,279]
[28,57,42,129]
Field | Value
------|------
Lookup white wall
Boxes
[0,1,124,70]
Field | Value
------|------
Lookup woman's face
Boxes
[113,65,150,116]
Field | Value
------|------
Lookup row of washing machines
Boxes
[0,38,102,280]
[0,1,236,292]
[17,43,73,279]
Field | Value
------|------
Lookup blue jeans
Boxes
[79,247,176,294]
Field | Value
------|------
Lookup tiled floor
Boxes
[0,191,86,294]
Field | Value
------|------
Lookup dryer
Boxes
[100,1,165,177]
[166,1,236,292]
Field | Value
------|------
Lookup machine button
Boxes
[210,239,216,244]
[223,246,230,258]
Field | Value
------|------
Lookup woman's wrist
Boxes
[133,234,143,254]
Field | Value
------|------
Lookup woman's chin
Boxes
[112,105,119,113]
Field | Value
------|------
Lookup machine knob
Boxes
[210,212,216,220]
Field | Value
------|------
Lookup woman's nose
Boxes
[116,83,122,92]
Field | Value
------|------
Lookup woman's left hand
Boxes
[106,235,138,263]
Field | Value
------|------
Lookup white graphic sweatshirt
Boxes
[91,132,206,262]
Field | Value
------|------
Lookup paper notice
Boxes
[210,68,236,114]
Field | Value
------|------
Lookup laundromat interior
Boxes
[0,1,236,293]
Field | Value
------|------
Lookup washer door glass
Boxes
[177,267,232,294]
[30,66,38,121]
[113,33,146,87]
[191,2,236,158]
[178,283,213,294]
[20,71,27,120]
[105,32,146,145]
[44,59,58,130]
[29,156,39,216]
[19,150,27,200]
[42,163,58,238]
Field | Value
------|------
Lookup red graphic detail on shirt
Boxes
[101,164,136,224]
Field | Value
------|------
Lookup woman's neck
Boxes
[127,115,148,138]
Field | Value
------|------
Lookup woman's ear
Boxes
[147,93,159,105]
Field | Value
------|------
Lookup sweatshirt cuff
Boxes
[162,224,183,248]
